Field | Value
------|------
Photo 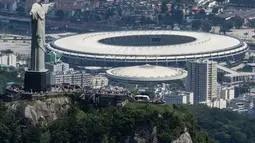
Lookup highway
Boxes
[240,9,255,19]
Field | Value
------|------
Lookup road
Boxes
[240,9,255,19]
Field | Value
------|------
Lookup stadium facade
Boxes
[47,30,249,67]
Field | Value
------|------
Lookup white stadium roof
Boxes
[52,30,242,56]
[47,30,248,67]
[106,64,187,82]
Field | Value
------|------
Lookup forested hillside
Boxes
[0,101,213,143]
[0,69,23,92]
[2,97,255,143]
[186,105,255,143]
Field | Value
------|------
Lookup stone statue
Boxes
[30,0,54,71]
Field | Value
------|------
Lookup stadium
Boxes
[47,30,249,67]
[106,64,187,83]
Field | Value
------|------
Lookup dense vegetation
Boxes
[2,98,255,143]
[0,69,23,92]
[49,103,212,143]
[0,101,212,143]
[237,65,252,72]
[186,105,255,143]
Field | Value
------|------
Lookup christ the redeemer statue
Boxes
[24,0,54,92]
[30,0,54,71]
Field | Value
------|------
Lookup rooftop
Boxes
[106,64,187,82]
[52,30,243,56]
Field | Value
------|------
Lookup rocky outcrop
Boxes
[134,126,192,143]
[134,126,158,143]
[9,97,71,124]
[172,132,193,143]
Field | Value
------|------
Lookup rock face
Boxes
[134,126,192,143]
[134,126,158,143]
[9,97,71,124]
[172,132,193,143]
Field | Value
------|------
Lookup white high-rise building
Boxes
[50,70,92,86]
[186,59,217,103]
[163,91,194,105]
[0,53,17,67]
[91,75,109,89]
[46,62,69,72]
[7,54,16,67]
[0,55,8,66]
[220,85,235,101]
[81,72,92,87]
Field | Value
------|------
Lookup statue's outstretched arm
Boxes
[43,3,55,14]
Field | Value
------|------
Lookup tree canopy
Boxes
[0,101,214,143]
[186,104,255,143]
[56,10,65,20]
[0,69,23,93]
[49,103,213,143]
[1,97,255,143]
[16,6,25,14]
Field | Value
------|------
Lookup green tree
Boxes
[16,6,25,15]
[105,8,114,19]
[248,19,255,28]
[217,72,225,83]
[198,9,206,17]
[140,16,146,25]
[185,104,255,143]
[2,49,13,54]
[221,20,234,31]
[232,17,244,29]
[192,19,202,30]
[164,13,174,25]
[230,132,247,143]
[201,20,212,32]
[212,8,218,14]
[49,103,212,143]
[0,69,23,93]
[56,10,65,20]
[0,102,21,142]
[173,9,184,24]
[161,0,168,13]
[213,132,231,143]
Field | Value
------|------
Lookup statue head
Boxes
[36,0,45,4]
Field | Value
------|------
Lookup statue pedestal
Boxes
[24,70,50,92]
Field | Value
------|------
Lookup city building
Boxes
[0,53,16,67]
[220,85,235,101]
[63,71,73,85]
[45,52,62,63]
[205,98,227,109]
[227,94,252,114]
[228,0,255,8]
[0,0,17,11]
[50,70,92,86]
[52,72,64,85]
[248,93,255,110]
[92,86,131,107]
[0,55,8,66]
[217,64,255,85]
[91,75,109,89]
[186,59,217,103]
[163,90,194,105]
[46,62,69,72]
